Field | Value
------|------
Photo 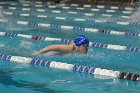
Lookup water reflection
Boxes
[0,69,69,93]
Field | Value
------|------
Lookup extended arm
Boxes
[32,44,72,56]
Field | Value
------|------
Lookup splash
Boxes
[0,8,4,18]
[0,43,5,48]
[131,6,140,22]
[20,40,33,49]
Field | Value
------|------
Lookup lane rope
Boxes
[1,6,132,19]
[0,3,134,14]
[0,53,140,81]
[3,11,140,26]
[0,31,139,52]
[0,18,140,38]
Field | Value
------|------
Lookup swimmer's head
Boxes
[74,35,89,47]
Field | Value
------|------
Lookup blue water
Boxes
[0,1,140,93]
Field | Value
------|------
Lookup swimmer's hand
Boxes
[31,52,40,57]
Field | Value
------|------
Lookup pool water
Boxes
[0,1,140,93]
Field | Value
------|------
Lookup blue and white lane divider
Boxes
[0,3,134,14]
[0,1,41,5]
[0,19,140,38]
[3,11,140,27]
[70,4,135,10]
[2,6,132,19]
[0,54,140,81]
[1,5,133,15]
[0,32,139,52]
[47,6,134,14]
[0,1,135,11]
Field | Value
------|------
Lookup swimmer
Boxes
[32,35,89,56]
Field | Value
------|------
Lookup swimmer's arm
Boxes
[32,45,71,56]
[60,0,70,3]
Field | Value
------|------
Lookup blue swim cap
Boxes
[74,35,89,46]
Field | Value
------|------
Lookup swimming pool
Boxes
[0,0,140,93]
